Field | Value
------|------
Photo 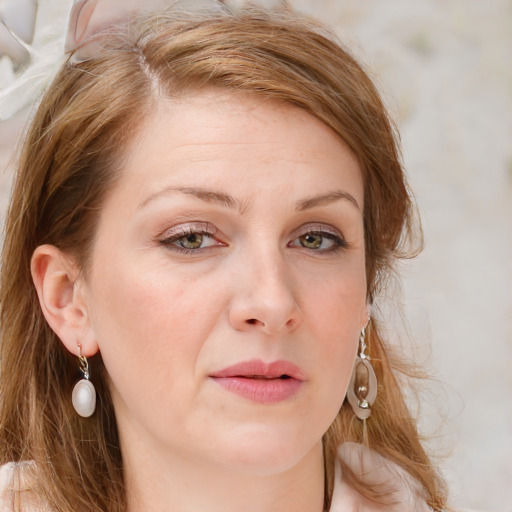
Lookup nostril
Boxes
[246,319,258,325]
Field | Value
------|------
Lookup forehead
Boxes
[136,89,337,148]
[114,89,364,210]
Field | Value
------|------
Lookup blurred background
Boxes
[1,1,511,511]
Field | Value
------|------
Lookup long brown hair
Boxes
[0,5,447,511]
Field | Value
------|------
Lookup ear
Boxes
[31,244,99,357]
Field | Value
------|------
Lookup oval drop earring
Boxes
[346,324,377,420]
[72,343,96,418]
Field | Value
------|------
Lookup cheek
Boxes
[85,253,225,409]
[306,264,366,337]
[303,265,366,396]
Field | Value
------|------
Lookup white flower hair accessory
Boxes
[64,0,176,64]
[0,0,69,121]
[0,0,288,120]
[64,0,287,64]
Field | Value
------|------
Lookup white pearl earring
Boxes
[72,344,96,418]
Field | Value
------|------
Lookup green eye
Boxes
[289,228,347,252]
[299,233,323,249]
[179,233,203,249]
[160,223,224,254]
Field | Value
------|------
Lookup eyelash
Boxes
[289,228,348,252]
[159,223,222,254]
[158,223,348,254]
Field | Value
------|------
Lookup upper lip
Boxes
[210,359,305,381]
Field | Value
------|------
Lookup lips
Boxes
[210,359,305,403]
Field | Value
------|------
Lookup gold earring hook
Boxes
[77,343,90,380]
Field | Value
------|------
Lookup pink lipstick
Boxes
[210,359,305,403]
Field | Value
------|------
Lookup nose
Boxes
[228,249,302,335]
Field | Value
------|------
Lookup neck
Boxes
[123,440,326,512]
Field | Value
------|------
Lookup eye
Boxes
[176,232,208,250]
[159,223,223,253]
[299,233,326,249]
[289,226,347,252]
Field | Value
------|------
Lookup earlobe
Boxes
[31,244,98,357]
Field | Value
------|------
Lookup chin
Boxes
[209,424,320,475]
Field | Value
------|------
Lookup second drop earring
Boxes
[346,324,377,420]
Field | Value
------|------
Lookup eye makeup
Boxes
[159,222,225,254]
[289,223,349,252]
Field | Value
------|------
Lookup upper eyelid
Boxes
[292,222,345,238]
[159,222,218,239]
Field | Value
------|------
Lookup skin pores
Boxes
[77,91,368,508]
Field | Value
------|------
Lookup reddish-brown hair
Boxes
[0,6,446,511]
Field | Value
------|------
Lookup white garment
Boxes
[331,443,432,511]
[0,461,46,512]
[0,443,433,511]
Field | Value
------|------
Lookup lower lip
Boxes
[211,377,302,403]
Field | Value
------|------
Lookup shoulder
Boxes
[330,443,432,512]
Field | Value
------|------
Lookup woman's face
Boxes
[80,90,367,474]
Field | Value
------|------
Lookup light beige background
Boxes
[1,1,511,511]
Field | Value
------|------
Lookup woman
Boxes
[0,1,447,511]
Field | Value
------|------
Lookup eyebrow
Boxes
[295,191,361,212]
[138,186,242,211]
[138,186,361,213]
